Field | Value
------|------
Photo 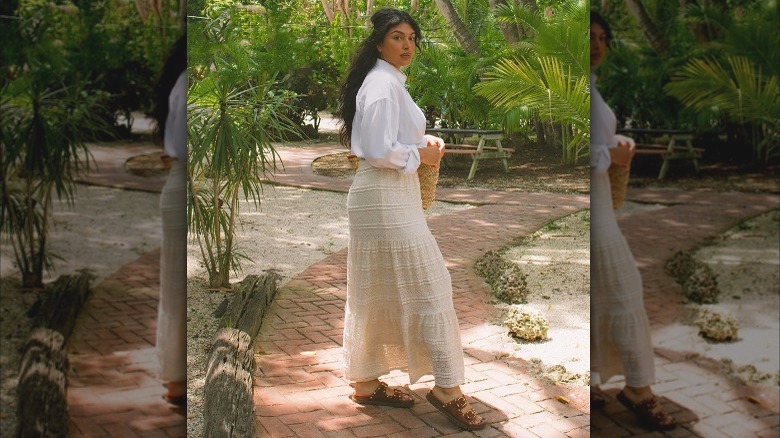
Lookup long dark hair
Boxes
[590,11,613,47]
[152,33,187,146]
[336,8,422,148]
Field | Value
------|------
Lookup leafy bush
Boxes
[695,308,738,342]
[504,307,549,342]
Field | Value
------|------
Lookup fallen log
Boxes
[17,272,92,438]
[203,273,280,437]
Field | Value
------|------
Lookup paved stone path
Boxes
[252,146,779,438]
[67,143,186,437]
[64,142,779,437]
[255,146,594,438]
[594,190,780,437]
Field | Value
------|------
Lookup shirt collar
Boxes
[375,58,407,84]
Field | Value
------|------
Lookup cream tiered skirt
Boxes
[591,167,655,387]
[156,159,187,382]
[343,161,465,387]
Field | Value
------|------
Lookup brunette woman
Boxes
[590,11,676,430]
[337,8,486,431]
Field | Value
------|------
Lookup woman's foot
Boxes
[350,380,414,408]
[427,385,486,430]
[591,386,606,409]
[163,380,186,406]
[617,386,676,430]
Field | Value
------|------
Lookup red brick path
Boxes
[592,190,780,437]
[254,146,779,437]
[66,144,185,437]
[254,147,592,437]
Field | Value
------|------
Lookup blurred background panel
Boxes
[1,0,185,436]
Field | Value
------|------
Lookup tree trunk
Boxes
[203,274,280,437]
[411,0,419,14]
[29,273,93,340]
[433,0,481,55]
[321,0,336,22]
[487,0,520,44]
[203,328,256,438]
[17,329,69,438]
[625,0,669,55]
[17,273,92,438]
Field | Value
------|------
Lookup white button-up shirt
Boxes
[351,59,427,173]
[591,73,635,173]
[590,73,616,173]
[164,71,187,160]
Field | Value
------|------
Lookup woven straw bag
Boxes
[607,162,630,209]
[417,163,439,210]
[346,153,439,210]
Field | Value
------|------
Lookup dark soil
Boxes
[311,141,590,194]
[310,138,779,194]
[628,156,780,193]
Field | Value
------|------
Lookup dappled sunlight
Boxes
[0,184,160,282]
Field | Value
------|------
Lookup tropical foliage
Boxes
[188,7,300,288]
[2,0,181,287]
[663,4,778,163]
[595,0,778,164]
[185,0,590,286]
[475,0,590,164]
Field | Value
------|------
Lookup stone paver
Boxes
[254,146,592,437]
[66,143,185,437]
[593,189,779,437]
[255,145,779,438]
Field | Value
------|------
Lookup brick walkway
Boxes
[254,147,591,438]
[594,190,780,437]
[253,146,779,438]
[67,144,186,437]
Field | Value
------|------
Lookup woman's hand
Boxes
[423,134,445,150]
[610,134,635,168]
[419,136,445,167]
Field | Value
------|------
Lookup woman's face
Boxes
[377,22,416,70]
[590,22,607,68]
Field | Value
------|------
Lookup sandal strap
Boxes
[442,396,481,425]
[622,392,676,427]
[368,381,410,402]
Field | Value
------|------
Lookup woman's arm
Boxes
[358,97,423,173]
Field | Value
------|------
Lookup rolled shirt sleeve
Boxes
[590,74,618,174]
[359,97,422,173]
[163,71,187,160]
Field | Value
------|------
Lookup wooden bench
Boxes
[618,129,704,179]
[426,128,510,180]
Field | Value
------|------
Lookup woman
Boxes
[590,11,676,430]
[153,34,187,406]
[337,8,486,431]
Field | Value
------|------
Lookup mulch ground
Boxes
[311,141,590,194]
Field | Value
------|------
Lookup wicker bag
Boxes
[607,162,630,209]
[346,153,439,210]
[417,163,439,210]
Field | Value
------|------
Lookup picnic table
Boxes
[617,128,704,180]
[425,128,513,180]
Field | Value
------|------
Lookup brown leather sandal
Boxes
[426,391,487,431]
[617,391,677,430]
[591,390,606,409]
[349,381,414,408]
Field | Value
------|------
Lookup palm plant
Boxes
[474,0,589,164]
[188,11,300,289]
[664,4,779,163]
[1,75,107,289]
[2,5,116,289]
